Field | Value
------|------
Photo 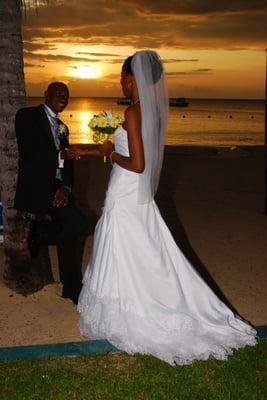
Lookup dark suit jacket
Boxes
[14,104,74,214]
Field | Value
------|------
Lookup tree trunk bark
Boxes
[0,0,54,295]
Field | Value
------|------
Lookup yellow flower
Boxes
[97,118,107,128]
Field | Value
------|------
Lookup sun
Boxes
[69,64,101,79]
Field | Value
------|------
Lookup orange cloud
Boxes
[22,0,266,50]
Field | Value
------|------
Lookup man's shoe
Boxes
[62,284,82,305]
[71,294,79,306]
[62,293,79,305]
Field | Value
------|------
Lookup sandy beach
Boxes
[0,145,266,347]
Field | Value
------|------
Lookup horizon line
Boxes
[26,96,265,101]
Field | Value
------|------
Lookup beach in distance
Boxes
[0,96,266,347]
[0,143,266,347]
[1,0,266,367]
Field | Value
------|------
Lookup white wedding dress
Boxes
[78,125,257,365]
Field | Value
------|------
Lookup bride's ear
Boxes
[127,75,133,88]
[128,75,137,90]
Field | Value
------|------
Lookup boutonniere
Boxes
[58,123,68,136]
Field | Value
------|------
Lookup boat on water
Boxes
[117,98,131,105]
[169,97,189,107]
[117,97,189,107]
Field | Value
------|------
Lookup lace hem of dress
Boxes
[78,291,257,366]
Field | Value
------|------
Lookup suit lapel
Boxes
[36,104,57,149]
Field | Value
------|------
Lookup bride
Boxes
[76,50,257,365]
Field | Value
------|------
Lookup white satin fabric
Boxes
[78,125,257,365]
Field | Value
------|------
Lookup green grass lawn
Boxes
[0,340,266,400]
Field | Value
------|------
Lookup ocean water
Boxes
[27,97,265,147]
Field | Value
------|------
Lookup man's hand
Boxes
[68,145,94,157]
[60,148,79,160]
[53,186,71,207]
[66,143,114,158]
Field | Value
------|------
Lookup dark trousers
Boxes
[34,198,88,303]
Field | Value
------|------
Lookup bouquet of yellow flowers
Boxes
[89,110,123,144]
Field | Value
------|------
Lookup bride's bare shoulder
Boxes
[124,103,140,122]
[123,106,141,137]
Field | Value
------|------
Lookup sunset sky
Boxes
[22,0,267,99]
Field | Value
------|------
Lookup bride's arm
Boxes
[68,143,110,158]
[109,106,145,173]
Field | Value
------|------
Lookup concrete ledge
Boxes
[0,339,118,361]
[0,325,265,361]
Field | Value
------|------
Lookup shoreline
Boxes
[26,96,265,101]
[165,144,264,157]
[73,144,265,158]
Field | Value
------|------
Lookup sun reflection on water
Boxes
[67,109,95,144]
[79,110,93,132]
[59,97,264,147]
[60,98,125,145]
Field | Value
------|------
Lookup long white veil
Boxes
[131,50,169,203]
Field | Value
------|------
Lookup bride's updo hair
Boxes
[143,52,163,84]
[122,56,133,75]
[123,52,163,84]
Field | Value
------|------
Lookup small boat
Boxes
[117,98,131,105]
[169,97,189,107]
[117,97,189,107]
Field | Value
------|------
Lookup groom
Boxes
[14,81,88,304]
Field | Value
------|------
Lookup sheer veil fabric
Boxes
[131,51,169,203]
[78,51,257,365]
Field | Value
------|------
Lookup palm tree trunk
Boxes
[0,0,53,294]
